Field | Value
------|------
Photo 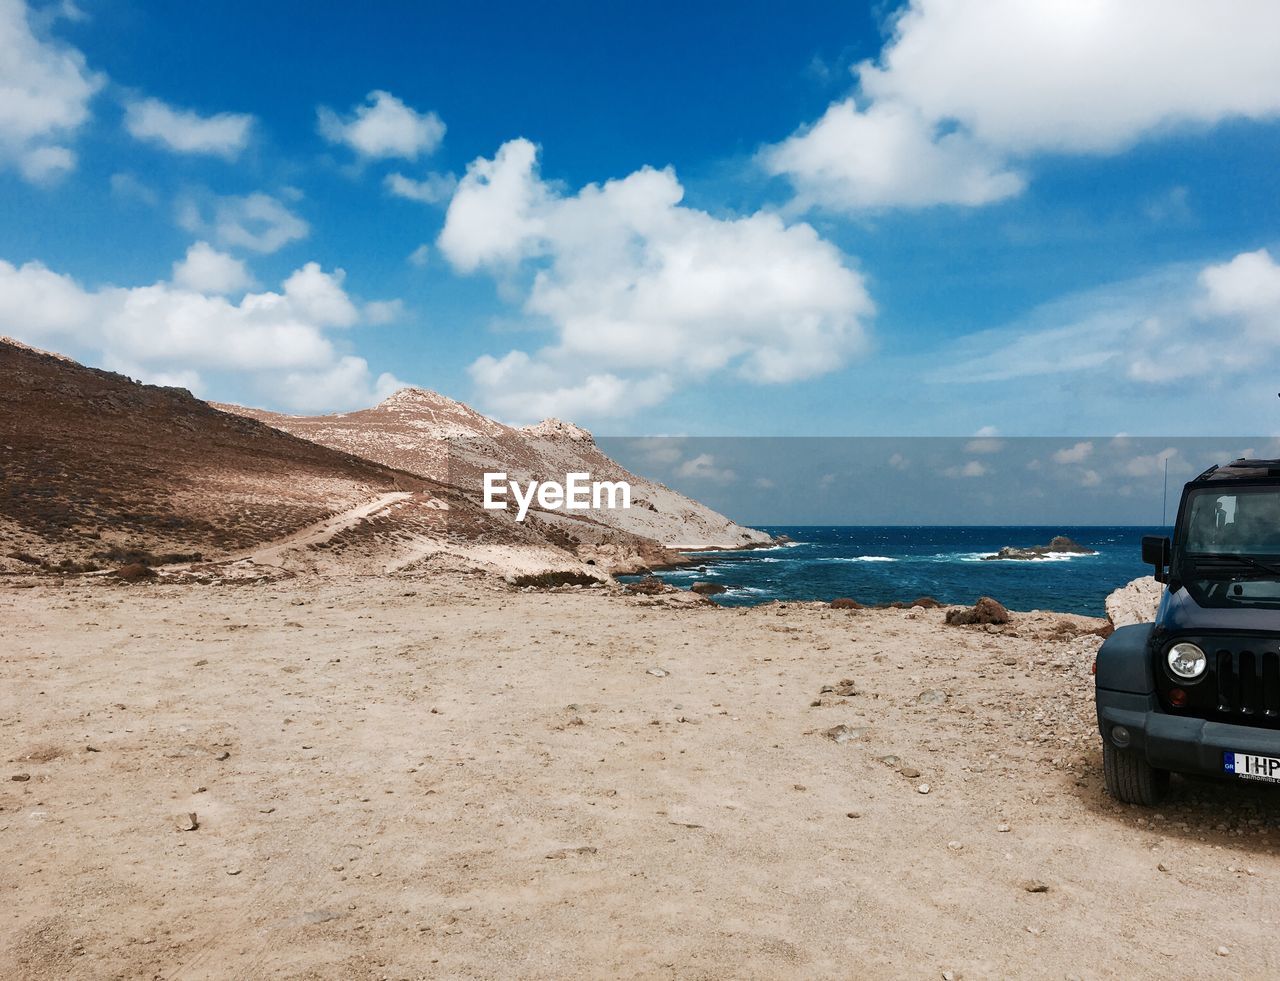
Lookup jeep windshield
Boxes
[1180,486,1280,606]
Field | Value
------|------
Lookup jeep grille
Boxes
[1214,647,1280,719]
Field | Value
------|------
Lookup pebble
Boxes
[173,812,198,832]
[846,811,861,819]
[900,766,921,779]
[1026,926,1043,937]
[1021,879,1049,893]
[10,773,30,782]
[226,867,241,876]
[917,689,948,706]
[918,783,931,795]
[646,667,668,677]
[1216,946,1230,957]
[1157,863,1169,873]
[947,840,963,851]
[996,823,1011,833]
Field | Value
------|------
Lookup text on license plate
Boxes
[1224,752,1280,783]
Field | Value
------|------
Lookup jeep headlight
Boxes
[1167,642,1207,680]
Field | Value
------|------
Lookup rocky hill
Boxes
[219,387,771,551]
[0,339,676,578]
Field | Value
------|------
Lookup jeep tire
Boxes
[1103,740,1170,805]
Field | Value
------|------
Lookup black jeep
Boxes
[1096,458,1280,804]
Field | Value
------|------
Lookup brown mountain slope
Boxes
[219,388,772,551]
[0,339,674,577]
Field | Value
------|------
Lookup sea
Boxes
[624,526,1165,617]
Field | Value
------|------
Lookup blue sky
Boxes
[3,0,1280,438]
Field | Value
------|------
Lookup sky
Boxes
[3,0,1280,441]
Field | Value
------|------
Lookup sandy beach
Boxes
[4,573,1279,979]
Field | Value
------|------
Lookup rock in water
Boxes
[690,582,727,596]
[1106,576,1164,628]
[981,535,1097,561]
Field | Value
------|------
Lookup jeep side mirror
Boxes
[1142,535,1171,583]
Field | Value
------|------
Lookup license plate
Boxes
[1224,752,1280,784]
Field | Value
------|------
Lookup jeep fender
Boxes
[1095,623,1155,693]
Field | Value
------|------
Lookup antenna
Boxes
[1162,456,1169,527]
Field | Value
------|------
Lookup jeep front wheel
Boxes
[1103,740,1170,805]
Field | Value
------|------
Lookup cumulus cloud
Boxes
[318,90,444,160]
[179,192,310,254]
[440,138,874,421]
[764,0,1280,211]
[945,460,988,478]
[1053,441,1094,465]
[964,426,1003,454]
[0,254,404,412]
[675,453,737,483]
[171,242,254,294]
[385,171,456,204]
[0,0,103,183]
[124,97,253,159]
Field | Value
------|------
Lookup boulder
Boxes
[945,596,1010,626]
[114,562,156,582]
[624,575,670,595]
[1105,576,1163,629]
[981,536,1096,561]
[690,582,727,596]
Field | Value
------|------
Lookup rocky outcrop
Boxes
[1105,576,1163,628]
[690,582,727,596]
[982,536,1096,561]
[945,596,1010,626]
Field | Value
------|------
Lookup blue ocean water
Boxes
[630,526,1165,617]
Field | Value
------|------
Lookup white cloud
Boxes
[171,241,254,294]
[761,98,1023,210]
[318,90,444,160]
[407,243,431,268]
[765,0,1280,211]
[179,192,310,254]
[1052,441,1094,465]
[441,138,874,421]
[675,453,737,483]
[0,254,404,412]
[385,171,456,204]
[1198,248,1280,338]
[964,426,1003,454]
[945,460,988,478]
[0,0,103,183]
[124,97,253,159]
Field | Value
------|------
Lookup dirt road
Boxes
[2,575,1278,978]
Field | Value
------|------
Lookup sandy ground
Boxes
[3,575,1280,980]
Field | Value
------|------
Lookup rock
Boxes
[10,773,30,782]
[981,536,1096,561]
[1022,879,1050,893]
[846,811,861,819]
[226,867,241,876]
[1106,576,1164,629]
[910,596,943,609]
[1157,862,1169,872]
[917,689,948,706]
[624,576,669,596]
[114,562,156,582]
[997,823,1011,833]
[173,812,199,831]
[900,766,921,779]
[1216,946,1230,957]
[823,724,869,744]
[945,597,1010,626]
[918,783,931,794]
[546,846,598,859]
[646,667,669,677]
[690,582,727,596]
[820,678,859,697]
[947,840,963,850]
[830,597,861,610]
